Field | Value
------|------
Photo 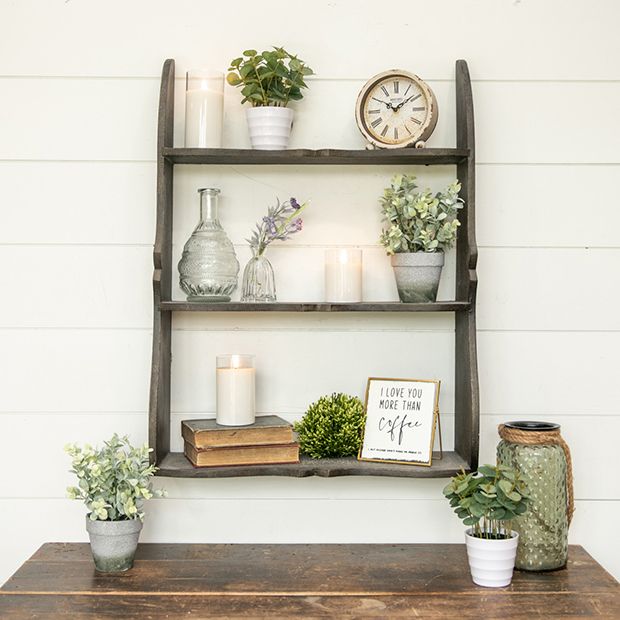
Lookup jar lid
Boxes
[504,421,560,431]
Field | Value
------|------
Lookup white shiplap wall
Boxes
[1,0,619,584]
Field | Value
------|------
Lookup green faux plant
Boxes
[294,393,365,458]
[379,174,463,254]
[443,464,529,539]
[227,47,313,107]
[65,434,165,521]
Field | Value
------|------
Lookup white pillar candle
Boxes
[185,70,224,148]
[216,354,256,426]
[325,249,363,303]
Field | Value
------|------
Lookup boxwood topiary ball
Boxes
[294,393,365,459]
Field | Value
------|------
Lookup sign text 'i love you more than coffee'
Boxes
[359,378,441,466]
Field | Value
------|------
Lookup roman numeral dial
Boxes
[356,70,438,148]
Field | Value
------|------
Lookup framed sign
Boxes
[359,377,441,467]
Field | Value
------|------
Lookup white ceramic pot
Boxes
[86,516,143,573]
[245,106,294,150]
[390,252,444,303]
[465,529,519,588]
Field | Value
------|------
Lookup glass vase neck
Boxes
[199,187,220,223]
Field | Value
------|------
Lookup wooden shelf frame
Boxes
[149,58,479,479]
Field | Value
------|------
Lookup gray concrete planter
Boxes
[85,516,143,572]
[391,252,445,303]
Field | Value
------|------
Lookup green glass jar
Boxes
[497,421,572,571]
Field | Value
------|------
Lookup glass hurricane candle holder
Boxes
[325,248,363,303]
[216,354,256,426]
[185,69,224,148]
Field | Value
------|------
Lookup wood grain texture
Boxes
[163,147,469,165]
[454,60,480,471]
[161,301,470,313]
[0,544,617,618]
[157,451,468,478]
[149,58,175,465]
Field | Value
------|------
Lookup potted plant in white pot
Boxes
[65,434,165,573]
[379,174,463,302]
[227,47,313,150]
[443,464,529,587]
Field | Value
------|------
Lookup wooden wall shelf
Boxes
[157,452,469,479]
[162,147,469,166]
[160,301,471,313]
[149,58,479,479]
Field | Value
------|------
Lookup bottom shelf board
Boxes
[156,452,469,479]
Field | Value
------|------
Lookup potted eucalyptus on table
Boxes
[380,174,463,302]
[443,464,529,588]
[65,434,165,573]
[227,47,313,149]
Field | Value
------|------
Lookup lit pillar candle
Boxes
[185,70,224,148]
[216,354,256,426]
[325,249,363,303]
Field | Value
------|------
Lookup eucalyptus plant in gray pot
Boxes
[379,174,463,302]
[65,434,165,573]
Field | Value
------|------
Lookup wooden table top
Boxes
[1,543,618,618]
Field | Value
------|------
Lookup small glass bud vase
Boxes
[178,188,239,301]
[241,250,276,302]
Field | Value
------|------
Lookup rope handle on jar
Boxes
[498,424,574,526]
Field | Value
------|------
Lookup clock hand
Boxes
[395,93,422,111]
[371,96,394,110]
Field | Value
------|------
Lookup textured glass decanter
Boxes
[178,188,239,301]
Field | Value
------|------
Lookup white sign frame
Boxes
[358,377,441,467]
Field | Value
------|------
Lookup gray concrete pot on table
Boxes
[85,516,143,572]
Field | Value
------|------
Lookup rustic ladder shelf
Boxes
[149,58,479,479]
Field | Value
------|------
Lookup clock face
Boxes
[355,70,438,149]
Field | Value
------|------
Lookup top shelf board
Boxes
[162,147,470,166]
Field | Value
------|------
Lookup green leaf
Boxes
[478,464,496,477]
[469,502,485,518]
[226,73,242,86]
[498,479,513,495]
[456,481,469,494]
[442,482,454,495]
[239,64,256,79]
[243,49,257,57]
[508,491,522,502]
[490,508,506,520]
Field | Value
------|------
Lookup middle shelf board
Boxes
[160,301,471,313]
[162,147,470,166]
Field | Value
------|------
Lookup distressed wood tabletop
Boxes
[1,543,618,618]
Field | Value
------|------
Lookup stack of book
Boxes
[182,415,299,467]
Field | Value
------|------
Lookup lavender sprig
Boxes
[246,197,308,255]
